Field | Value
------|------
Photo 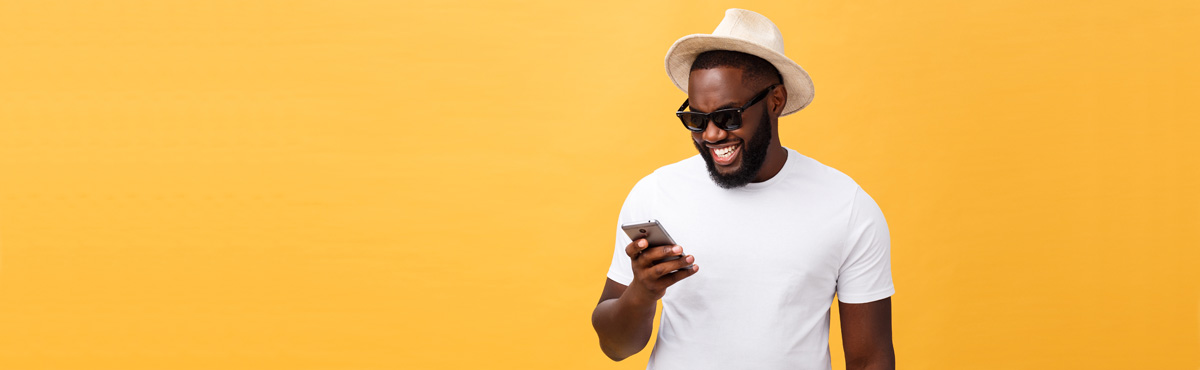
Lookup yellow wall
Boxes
[1,1,1197,369]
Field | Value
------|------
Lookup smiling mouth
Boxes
[710,143,741,166]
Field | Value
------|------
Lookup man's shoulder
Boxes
[652,153,707,179]
[781,148,864,192]
[630,154,708,190]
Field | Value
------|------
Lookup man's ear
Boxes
[771,85,788,116]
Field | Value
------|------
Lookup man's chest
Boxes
[649,194,848,334]
[651,192,848,290]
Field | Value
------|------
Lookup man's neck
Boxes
[752,144,788,183]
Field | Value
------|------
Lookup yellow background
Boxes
[1,1,1197,369]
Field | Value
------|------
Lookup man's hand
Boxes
[591,238,699,361]
[623,238,699,305]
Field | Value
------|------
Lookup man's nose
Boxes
[701,118,727,143]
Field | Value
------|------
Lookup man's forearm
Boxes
[846,349,895,370]
[591,294,657,361]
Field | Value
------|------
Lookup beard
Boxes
[693,108,773,189]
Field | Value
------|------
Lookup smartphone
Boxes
[621,220,690,269]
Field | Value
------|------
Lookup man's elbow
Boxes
[591,301,649,362]
[600,345,633,362]
[596,336,646,362]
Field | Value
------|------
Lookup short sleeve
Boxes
[606,175,657,286]
[836,186,895,304]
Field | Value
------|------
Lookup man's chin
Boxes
[706,162,755,189]
[713,161,741,176]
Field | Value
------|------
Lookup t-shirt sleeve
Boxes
[606,175,656,286]
[836,186,895,304]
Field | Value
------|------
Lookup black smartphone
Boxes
[621,220,690,269]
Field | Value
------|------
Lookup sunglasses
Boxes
[675,84,780,132]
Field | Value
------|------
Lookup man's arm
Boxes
[591,278,654,361]
[591,239,698,361]
[838,297,895,370]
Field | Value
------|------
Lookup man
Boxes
[591,9,895,370]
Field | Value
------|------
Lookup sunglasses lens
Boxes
[711,111,739,130]
[680,113,707,131]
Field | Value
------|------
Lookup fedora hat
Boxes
[665,8,815,116]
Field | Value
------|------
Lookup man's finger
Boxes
[651,254,694,278]
[661,262,699,286]
[624,238,649,259]
[638,244,682,267]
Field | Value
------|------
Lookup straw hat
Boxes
[665,8,815,116]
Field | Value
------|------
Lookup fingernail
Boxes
[672,246,681,254]
[638,239,647,247]
[685,255,694,263]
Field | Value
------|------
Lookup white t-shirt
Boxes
[607,147,894,370]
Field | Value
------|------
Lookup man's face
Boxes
[687,67,775,189]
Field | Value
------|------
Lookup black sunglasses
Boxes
[675,83,780,132]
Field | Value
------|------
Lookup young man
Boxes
[591,9,896,370]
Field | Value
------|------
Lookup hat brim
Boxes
[665,34,815,116]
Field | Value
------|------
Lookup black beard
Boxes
[693,108,773,189]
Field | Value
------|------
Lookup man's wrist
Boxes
[618,283,658,313]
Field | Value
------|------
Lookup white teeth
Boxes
[714,145,738,158]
